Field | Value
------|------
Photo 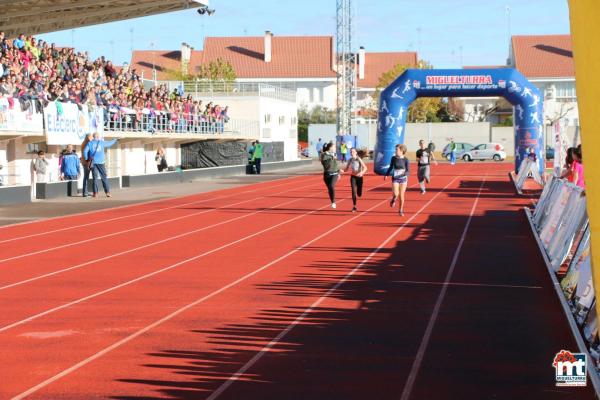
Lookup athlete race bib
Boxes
[393,169,406,178]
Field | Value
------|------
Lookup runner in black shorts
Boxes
[344,148,368,212]
[384,144,409,216]
[416,139,437,195]
[320,142,343,209]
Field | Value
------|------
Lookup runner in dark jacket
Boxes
[321,142,343,209]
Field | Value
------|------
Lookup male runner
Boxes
[416,139,437,194]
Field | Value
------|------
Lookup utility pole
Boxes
[336,0,356,137]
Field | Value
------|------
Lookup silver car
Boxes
[463,143,507,161]
[442,142,474,161]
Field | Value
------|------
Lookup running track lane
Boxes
[2,167,461,398]
[0,175,317,261]
[2,163,593,399]
[0,179,325,307]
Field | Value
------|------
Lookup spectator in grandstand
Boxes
[155,147,167,172]
[83,133,118,197]
[13,34,26,50]
[252,140,263,174]
[221,106,230,123]
[60,145,80,180]
[32,150,48,183]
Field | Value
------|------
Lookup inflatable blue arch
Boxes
[374,68,544,175]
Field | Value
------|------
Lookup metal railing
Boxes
[104,109,259,137]
[143,80,297,103]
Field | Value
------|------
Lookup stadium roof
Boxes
[0,0,208,38]
[511,34,574,78]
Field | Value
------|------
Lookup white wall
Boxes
[259,96,298,161]
[294,82,337,110]
[202,96,260,122]
[309,122,502,155]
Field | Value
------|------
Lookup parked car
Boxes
[546,145,555,160]
[463,143,506,161]
[442,142,473,161]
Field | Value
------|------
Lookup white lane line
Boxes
[0,178,317,263]
[10,179,395,400]
[0,181,321,293]
[0,174,312,244]
[399,176,486,400]
[392,280,542,290]
[205,177,460,400]
[1,180,391,333]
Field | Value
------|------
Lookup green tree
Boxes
[297,105,336,142]
[436,98,465,122]
[196,58,237,81]
[375,60,443,123]
[165,69,195,81]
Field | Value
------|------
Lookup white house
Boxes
[459,34,579,127]
[131,33,417,113]
[508,34,579,127]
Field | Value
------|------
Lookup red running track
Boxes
[0,163,594,399]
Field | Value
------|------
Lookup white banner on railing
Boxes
[45,102,104,145]
[0,97,43,132]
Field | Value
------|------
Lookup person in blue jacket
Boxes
[60,145,80,181]
[83,133,118,198]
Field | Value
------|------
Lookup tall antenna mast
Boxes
[336,0,356,137]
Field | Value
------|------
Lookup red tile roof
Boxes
[131,50,183,80]
[511,34,574,78]
[130,36,417,85]
[358,52,418,88]
[195,36,336,79]
[462,65,506,69]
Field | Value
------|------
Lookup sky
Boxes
[38,0,571,68]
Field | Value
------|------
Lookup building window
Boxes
[291,116,297,125]
[279,116,285,125]
[26,143,48,154]
[264,114,271,124]
[554,81,577,103]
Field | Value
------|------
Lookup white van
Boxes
[463,143,506,162]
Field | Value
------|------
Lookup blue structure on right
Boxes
[374,68,544,175]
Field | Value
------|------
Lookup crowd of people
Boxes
[0,32,230,134]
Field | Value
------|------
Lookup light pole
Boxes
[150,41,156,84]
[129,28,134,54]
[505,6,512,43]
